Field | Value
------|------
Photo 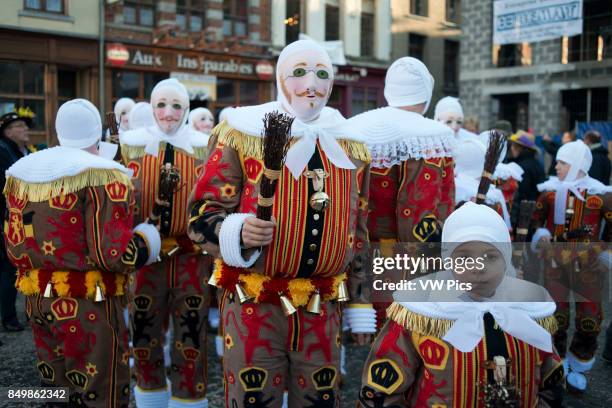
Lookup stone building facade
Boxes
[460,0,612,135]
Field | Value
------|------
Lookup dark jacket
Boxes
[588,144,611,185]
[510,151,546,226]
[541,139,560,176]
[0,138,28,224]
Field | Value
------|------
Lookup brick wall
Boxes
[105,0,271,57]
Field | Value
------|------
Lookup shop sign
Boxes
[106,43,130,67]
[255,61,274,80]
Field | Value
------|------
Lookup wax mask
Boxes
[194,112,214,133]
[438,112,464,135]
[278,49,333,122]
[152,88,188,135]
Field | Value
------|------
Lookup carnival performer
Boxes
[531,139,612,392]
[121,79,211,408]
[345,57,455,327]
[359,202,564,407]
[189,107,215,137]
[114,97,135,133]
[453,135,512,228]
[187,39,374,407]
[434,96,477,143]
[2,99,161,407]
[129,101,156,131]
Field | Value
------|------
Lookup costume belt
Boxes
[16,269,127,299]
[212,259,346,307]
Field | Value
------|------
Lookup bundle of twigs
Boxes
[105,112,120,144]
[476,130,506,205]
[256,111,294,221]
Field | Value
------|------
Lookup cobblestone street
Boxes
[1,296,611,407]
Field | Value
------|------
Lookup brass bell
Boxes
[167,245,180,257]
[306,290,322,314]
[337,281,350,302]
[235,283,253,304]
[208,272,219,287]
[43,281,53,298]
[309,191,330,212]
[94,282,105,302]
[279,292,297,316]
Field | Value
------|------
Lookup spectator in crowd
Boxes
[463,116,480,134]
[583,130,611,185]
[508,130,546,226]
[0,109,38,333]
[492,119,513,137]
[542,131,576,176]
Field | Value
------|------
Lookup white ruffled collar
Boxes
[344,107,455,168]
[225,101,363,179]
[121,124,203,157]
[6,146,129,183]
[393,274,555,352]
[494,162,524,182]
[538,175,612,195]
[455,174,511,227]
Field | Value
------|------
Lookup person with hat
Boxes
[531,139,612,392]
[453,135,512,228]
[0,107,41,333]
[344,57,455,328]
[128,101,156,132]
[2,99,161,407]
[358,202,564,407]
[187,39,373,406]
[508,130,546,226]
[188,107,215,137]
[434,96,477,143]
[121,78,211,408]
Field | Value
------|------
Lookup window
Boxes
[112,70,167,102]
[325,5,340,41]
[565,0,611,62]
[492,93,529,132]
[285,0,301,44]
[493,43,532,67]
[408,33,426,61]
[215,79,262,120]
[444,40,459,95]
[123,1,155,27]
[57,69,77,100]
[446,0,460,23]
[562,88,609,128]
[410,0,427,17]
[223,0,248,37]
[177,0,206,32]
[24,0,65,14]
[361,12,374,57]
[352,87,380,115]
[0,61,46,131]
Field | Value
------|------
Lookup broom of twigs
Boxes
[512,200,536,274]
[256,111,295,221]
[106,112,120,144]
[475,130,506,205]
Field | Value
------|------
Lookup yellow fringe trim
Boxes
[193,146,208,161]
[213,120,371,163]
[16,270,127,299]
[386,302,558,338]
[4,169,132,202]
[212,258,345,307]
[121,142,200,160]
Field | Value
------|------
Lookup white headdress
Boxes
[384,57,434,114]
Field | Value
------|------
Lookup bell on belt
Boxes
[208,272,219,287]
[43,282,53,298]
[235,283,253,304]
[94,282,105,302]
[309,191,330,212]
[337,281,350,303]
[279,292,297,316]
[307,290,322,314]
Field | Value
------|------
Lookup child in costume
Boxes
[359,202,564,407]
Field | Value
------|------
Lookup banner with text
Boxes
[493,0,583,45]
